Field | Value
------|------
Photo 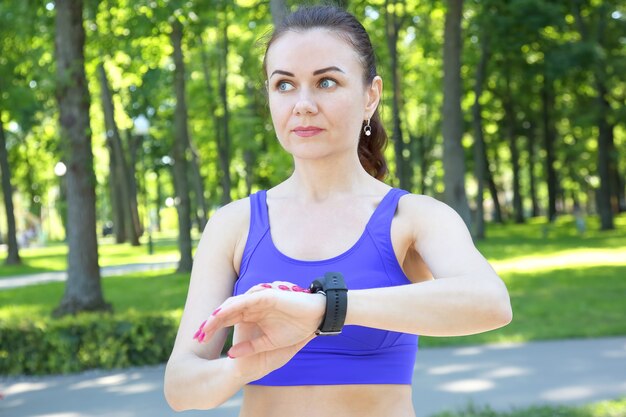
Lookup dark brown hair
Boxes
[263,5,388,180]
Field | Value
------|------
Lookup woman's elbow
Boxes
[487,282,513,329]
[164,375,188,412]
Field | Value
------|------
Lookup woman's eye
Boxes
[319,78,337,89]
[277,81,294,92]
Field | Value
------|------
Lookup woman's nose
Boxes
[293,90,318,115]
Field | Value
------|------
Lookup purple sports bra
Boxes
[233,188,419,385]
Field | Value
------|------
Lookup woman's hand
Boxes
[196,282,325,358]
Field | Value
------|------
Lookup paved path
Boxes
[1,337,625,417]
[0,261,179,290]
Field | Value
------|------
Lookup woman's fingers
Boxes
[193,281,313,343]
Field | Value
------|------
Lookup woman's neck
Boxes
[279,155,382,202]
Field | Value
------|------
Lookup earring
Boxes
[364,119,372,137]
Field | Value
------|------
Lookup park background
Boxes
[1,0,625,415]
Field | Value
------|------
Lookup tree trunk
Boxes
[171,19,193,272]
[471,38,489,239]
[124,129,142,237]
[98,62,141,244]
[442,0,471,226]
[385,0,410,190]
[188,144,208,231]
[504,70,524,224]
[217,13,232,204]
[53,0,110,316]
[0,113,21,265]
[541,71,558,222]
[609,128,624,212]
[526,123,540,217]
[595,79,614,229]
[484,139,504,223]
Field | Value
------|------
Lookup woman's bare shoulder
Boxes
[396,193,470,238]
[203,197,251,244]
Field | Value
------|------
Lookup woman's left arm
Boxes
[201,195,512,358]
[345,194,512,336]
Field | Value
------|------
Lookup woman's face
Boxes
[265,29,380,162]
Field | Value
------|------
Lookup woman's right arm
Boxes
[164,199,251,411]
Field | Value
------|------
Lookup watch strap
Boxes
[310,272,348,335]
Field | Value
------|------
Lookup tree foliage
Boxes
[2,0,624,277]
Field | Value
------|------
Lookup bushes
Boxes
[0,312,179,375]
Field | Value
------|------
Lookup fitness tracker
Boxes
[309,272,348,336]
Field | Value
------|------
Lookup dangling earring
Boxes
[363,119,372,137]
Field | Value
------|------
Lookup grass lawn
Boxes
[0,232,196,278]
[431,397,626,417]
[1,214,625,347]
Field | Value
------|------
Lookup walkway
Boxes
[1,337,625,417]
[0,261,179,290]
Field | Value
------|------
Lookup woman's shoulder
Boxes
[203,196,252,242]
[396,191,468,232]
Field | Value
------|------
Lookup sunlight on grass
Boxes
[492,247,626,274]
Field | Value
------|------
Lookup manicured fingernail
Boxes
[278,285,290,291]
[198,320,207,330]
[212,308,221,316]
[198,333,206,343]
[193,329,202,340]
[303,289,311,293]
[292,285,304,292]
[260,284,272,288]
[227,350,235,359]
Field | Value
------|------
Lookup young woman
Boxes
[164,6,512,417]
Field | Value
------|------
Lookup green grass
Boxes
[421,214,626,347]
[0,232,196,278]
[1,214,625,347]
[431,397,626,417]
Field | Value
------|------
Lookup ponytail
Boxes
[358,110,388,180]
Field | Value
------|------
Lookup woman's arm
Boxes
[164,199,251,410]
[345,194,512,336]
[202,194,511,358]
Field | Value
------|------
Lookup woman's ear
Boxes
[364,76,382,118]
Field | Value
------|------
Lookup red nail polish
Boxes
[260,284,272,288]
[198,333,206,343]
[278,285,290,291]
[227,351,235,359]
[193,329,201,340]
[198,320,207,330]
[303,289,311,293]
[212,308,221,316]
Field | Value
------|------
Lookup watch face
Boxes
[310,279,324,293]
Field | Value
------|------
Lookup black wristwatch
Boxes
[309,272,348,336]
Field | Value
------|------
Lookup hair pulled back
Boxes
[263,5,388,180]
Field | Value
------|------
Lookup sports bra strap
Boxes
[366,188,409,235]
[239,190,270,278]
[250,190,269,231]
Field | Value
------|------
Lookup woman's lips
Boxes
[293,127,323,137]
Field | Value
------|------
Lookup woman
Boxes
[164,5,512,417]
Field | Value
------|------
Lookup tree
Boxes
[441,0,471,226]
[572,0,617,230]
[171,18,194,272]
[385,0,411,190]
[0,114,20,264]
[53,0,110,316]
[98,63,141,245]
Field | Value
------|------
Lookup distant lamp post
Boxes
[133,115,154,255]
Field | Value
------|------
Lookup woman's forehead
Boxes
[266,29,362,74]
